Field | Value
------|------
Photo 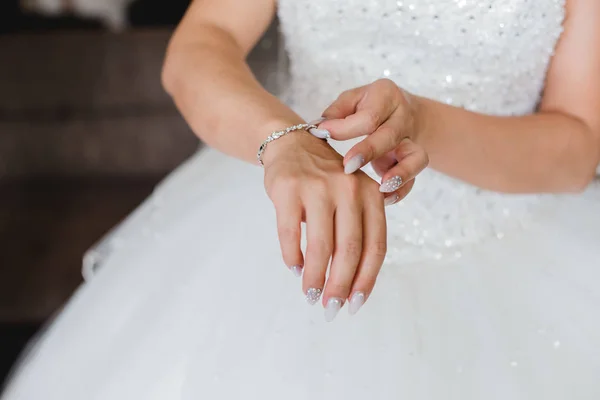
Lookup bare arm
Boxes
[404,0,600,193]
[162,0,303,165]
[321,0,600,194]
[161,0,429,318]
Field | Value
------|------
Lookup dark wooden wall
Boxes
[0,3,279,383]
[0,0,192,33]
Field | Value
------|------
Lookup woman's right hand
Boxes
[262,131,388,320]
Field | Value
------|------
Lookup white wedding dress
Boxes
[4,1,600,399]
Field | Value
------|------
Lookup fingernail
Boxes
[380,176,403,193]
[308,117,326,125]
[384,193,401,207]
[324,297,343,322]
[289,265,303,277]
[348,292,365,315]
[344,154,365,174]
[309,128,331,139]
[306,288,322,305]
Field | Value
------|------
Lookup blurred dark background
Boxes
[0,0,278,385]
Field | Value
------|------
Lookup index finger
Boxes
[319,79,400,141]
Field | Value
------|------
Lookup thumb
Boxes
[312,86,370,141]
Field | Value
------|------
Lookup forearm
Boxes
[416,97,600,193]
[162,24,303,164]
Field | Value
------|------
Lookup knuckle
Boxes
[268,177,298,199]
[305,179,331,203]
[392,103,407,120]
[364,109,381,131]
[313,194,332,209]
[379,78,399,94]
[358,141,375,161]
[307,239,331,258]
[370,240,388,258]
[394,88,409,106]
[386,133,401,151]
[342,238,363,259]
[278,225,300,243]
[342,175,361,196]
[379,127,400,149]
[309,177,329,193]
[378,126,396,138]
[375,78,394,87]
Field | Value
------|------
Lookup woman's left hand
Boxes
[311,79,429,205]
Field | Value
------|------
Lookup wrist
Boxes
[410,95,434,148]
[258,121,323,168]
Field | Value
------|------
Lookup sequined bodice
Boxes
[278,0,565,262]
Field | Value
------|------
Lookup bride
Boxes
[3,0,600,399]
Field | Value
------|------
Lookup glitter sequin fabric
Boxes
[279,0,566,262]
[279,0,565,117]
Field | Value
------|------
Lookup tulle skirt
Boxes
[3,148,600,400]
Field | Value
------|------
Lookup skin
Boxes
[162,0,427,314]
[319,0,600,194]
[162,0,598,316]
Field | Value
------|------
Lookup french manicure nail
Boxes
[324,297,343,322]
[348,292,365,315]
[380,176,403,193]
[384,193,400,207]
[309,128,331,139]
[344,154,365,174]
[306,288,322,305]
[289,265,303,277]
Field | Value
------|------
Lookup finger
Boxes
[302,197,334,305]
[348,190,387,315]
[323,183,363,321]
[308,117,331,139]
[384,178,416,207]
[370,151,397,177]
[321,86,366,120]
[275,197,304,277]
[342,110,409,174]
[310,87,367,139]
[319,79,400,141]
[379,139,429,193]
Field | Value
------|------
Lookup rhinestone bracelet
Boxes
[257,123,317,166]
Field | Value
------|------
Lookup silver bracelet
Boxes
[257,123,318,166]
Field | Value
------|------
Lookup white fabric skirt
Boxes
[3,147,600,400]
